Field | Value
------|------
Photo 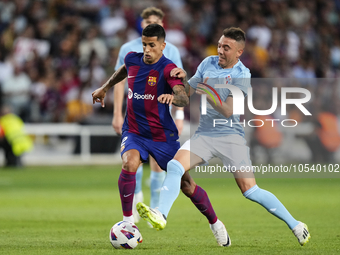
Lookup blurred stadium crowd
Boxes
[1,0,340,162]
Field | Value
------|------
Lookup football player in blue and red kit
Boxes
[92,24,230,247]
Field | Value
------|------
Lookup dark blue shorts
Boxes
[120,131,180,171]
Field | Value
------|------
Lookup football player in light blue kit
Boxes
[112,7,184,223]
[137,27,311,247]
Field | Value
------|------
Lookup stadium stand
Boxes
[1,0,340,165]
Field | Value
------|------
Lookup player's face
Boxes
[217,36,244,69]
[142,36,166,64]
[141,15,163,29]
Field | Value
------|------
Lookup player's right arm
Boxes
[112,79,125,134]
[112,45,129,134]
[92,64,127,107]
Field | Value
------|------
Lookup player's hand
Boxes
[92,87,106,107]
[170,68,186,80]
[175,119,183,135]
[112,114,124,135]
[158,94,174,105]
[196,77,209,95]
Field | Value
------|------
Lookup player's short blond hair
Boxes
[141,7,164,20]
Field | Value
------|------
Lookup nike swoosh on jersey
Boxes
[128,75,135,78]
[123,193,133,197]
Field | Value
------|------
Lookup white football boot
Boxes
[210,220,231,247]
[292,221,311,246]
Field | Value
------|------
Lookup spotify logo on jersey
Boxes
[128,88,133,99]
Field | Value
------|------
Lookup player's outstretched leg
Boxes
[137,159,184,229]
[132,164,144,223]
[157,159,185,216]
[181,172,231,247]
[242,183,310,246]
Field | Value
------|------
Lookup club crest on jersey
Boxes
[148,76,157,86]
[226,75,232,84]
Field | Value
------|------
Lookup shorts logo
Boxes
[128,88,133,99]
[148,76,157,86]
[122,136,128,143]
[121,136,128,152]
[226,75,232,84]
[239,159,247,165]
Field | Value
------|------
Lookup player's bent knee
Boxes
[121,150,141,172]
[235,177,257,194]
[240,184,256,194]
[122,158,140,172]
[167,159,185,176]
[242,184,260,200]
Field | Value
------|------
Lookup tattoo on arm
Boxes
[101,65,127,92]
[181,76,190,96]
[172,85,189,107]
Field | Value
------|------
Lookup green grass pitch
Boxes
[0,165,339,254]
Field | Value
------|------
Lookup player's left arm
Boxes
[170,68,195,97]
[158,85,189,107]
[196,82,234,118]
[172,85,189,107]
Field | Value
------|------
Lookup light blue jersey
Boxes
[189,56,251,137]
[115,37,183,70]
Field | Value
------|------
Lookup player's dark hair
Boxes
[223,27,246,42]
[142,24,166,41]
[141,7,164,20]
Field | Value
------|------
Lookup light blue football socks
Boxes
[243,185,299,229]
[134,165,143,194]
[150,171,166,209]
[158,159,185,217]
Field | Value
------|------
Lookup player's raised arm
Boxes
[92,64,127,107]
[157,84,189,107]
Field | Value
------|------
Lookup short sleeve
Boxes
[188,58,206,89]
[163,63,184,89]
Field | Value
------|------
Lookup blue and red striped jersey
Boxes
[122,52,184,142]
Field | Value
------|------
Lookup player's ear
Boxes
[236,48,244,58]
[161,41,166,51]
[236,41,245,58]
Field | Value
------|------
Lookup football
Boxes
[109,221,143,249]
